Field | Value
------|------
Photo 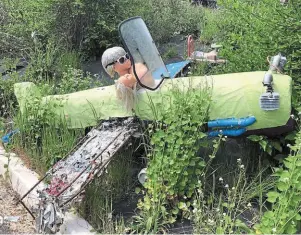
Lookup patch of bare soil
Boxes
[0,176,35,234]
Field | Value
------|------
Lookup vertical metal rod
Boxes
[16,173,49,205]
[16,128,94,206]
[19,200,36,219]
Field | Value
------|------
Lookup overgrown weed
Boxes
[79,147,136,233]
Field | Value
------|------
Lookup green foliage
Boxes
[162,46,178,61]
[1,0,204,58]
[193,161,260,234]
[12,90,83,172]
[8,64,100,172]
[255,130,301,234]
[132,81,212,233]
[79,150,134,233]
[0,72,21,118]
[53,67,102,95]
[199,8,223,44]
[203,0,301,110]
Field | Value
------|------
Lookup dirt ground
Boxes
[0,176,35,234]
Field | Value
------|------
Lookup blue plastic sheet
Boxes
[152,60,191,80]
[166,60,191,78]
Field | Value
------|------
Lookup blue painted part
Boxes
[208,116,256,128]
[166,60,191,78]
[152,60,191,80]
[1,129,20,144]
[152,66,170,80]
[208,128,246,137]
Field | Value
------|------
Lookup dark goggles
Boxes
[105,53,130,68]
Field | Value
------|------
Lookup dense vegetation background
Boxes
[1,0,301,234]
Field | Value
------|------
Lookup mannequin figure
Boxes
[102,46,155,111]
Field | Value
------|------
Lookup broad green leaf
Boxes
[285,223,297,234]
[135,187,141,194]
[295,214,301,221]
[266,191,279,203]
[259,140,267,151]
[271,140,283,152]
[172,207,179,215]
[277,181,289,191]
[285,131,297,141]
[247,135,263,142]
[199,132,207,139]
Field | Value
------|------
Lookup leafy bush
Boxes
[202,0,301,110]
[0,72,22,118]
[1,0,204,59]
[0,0,54,56]
[12,91,84,173]
[53,67,102,95]
[132,80,212,233]
[255,128,301,234]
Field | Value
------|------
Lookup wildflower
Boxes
[223,213,226,216]
[219,177,223,182]
[193,208,198,214]
[216,208,220,212]
[237,158,241,163]
[232,187,235,190]
[197,189,202,194]
[240,164,245,169]
[287,144,291,147]
[183,195,187,199]
[225,184,229,188]
[224,135,228,138]
[219,130,223,133]
[291,114,295,119]
[247,203,252,207]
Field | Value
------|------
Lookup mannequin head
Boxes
[101,46,131,77]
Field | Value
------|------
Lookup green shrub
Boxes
[255,127,301,234]
[0,72,22,118]
[1,0,204,59]
[53,67,102,95]
[79,149,134,233]
[132,79,212,233]
[201,0,301,110]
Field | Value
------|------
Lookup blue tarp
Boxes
[166,60,191,78]
[152,60,191,80]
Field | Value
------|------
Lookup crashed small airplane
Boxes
[14,17,293,233]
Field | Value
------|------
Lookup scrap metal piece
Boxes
[260,92,280,111]
[32,117,139,233]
